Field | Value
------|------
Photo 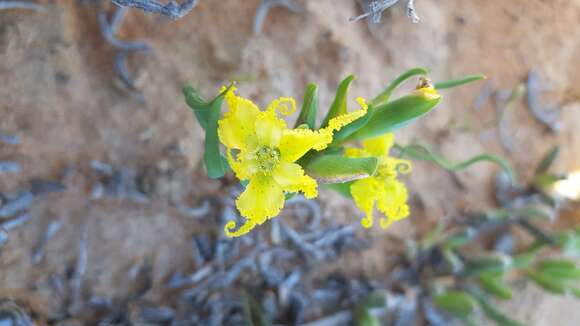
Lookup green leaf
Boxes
[324,181,354,198]
[183,85,211,129]
[183,85,230,179]
[469,290,522,326]
[527,271,567,294]
[434,74,486,90]
[330,108,373,145]
[538,259,580,279]
[511,252,537,269]
[295,83,319,129]
[478,273,513,300]
[370,67,429,107]
[354,291,387,326]
[348,92,441,141]
[241,291,271,326]
[354,307,380,326]
[443,248,465,274]
[420,222,446,249]
[556,232,580,258]
[443,228,477,250]
[535,146,560,174]
[432,290,476,320]
[464,254,511,277]
[321,75,356,128]
[305,154,378,184]
[395,143,516,184]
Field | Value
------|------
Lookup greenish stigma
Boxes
[254,147,281,172]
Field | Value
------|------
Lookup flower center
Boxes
[254,146,280,173]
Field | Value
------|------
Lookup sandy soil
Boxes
[1,0,580,324]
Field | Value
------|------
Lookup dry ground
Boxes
[1,0,580,324]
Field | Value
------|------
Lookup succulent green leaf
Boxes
[183,85,211,129]
[324,181,354,198]
[464,254,512,277]
[478,273,513,300]
[556,232,580,258]
[353,291,387,326]
[538,259,580,279]
[321,75,356,128]
[395,143,516,184]
[443,228,477,250]
[432,290,476,320]
[370,67,429,107]
[305,154,378,184]
[469,290,522,326]
[330,109,373,145]
[354,308,380,326]
[295,83,319,129]
[348,92,441,141]
[511,252,537,269]
[434,74,486,90]
[535,146,560,174]
[527,271,567,294]
[443,248,465,274]
[420,222,446,249]
[241,291,271,326]
[183,85,230,179]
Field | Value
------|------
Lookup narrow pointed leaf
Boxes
[371,67,429,107]
[511,252,537,269]
[183,86,211,129]
[324,181,354,198]
[395,143,516,184]
[295,83,319,129]
[478,273,513,300]
[464,254,511,276]
[331,109,373,145]
[432,290,476,320]
[305,154,378,184]
[321,75,356,128]
[434,74,486,90]
[538,259,580,279]
[443,228,478,250]
[241,291,271,326]
[527,271,566,294]
[469,290,522,326]
[183,86,230,179]
[535,146,560,174]
[348,91,441,141]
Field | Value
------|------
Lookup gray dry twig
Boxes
[0,1,45,12]
[112,0,199,20]
[351,0,420,24]
[253,0,301,34]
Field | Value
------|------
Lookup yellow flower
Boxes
[345,133,412,229]
[218,88,367,237]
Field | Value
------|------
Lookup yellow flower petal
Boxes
[224,219,257,238]
[351,178,380,228]
[344,147,367,158]
[362,133,394,158]
[412,85,441,101]
[226,148,255,180]
[279,129,332,163]
[322,97,368,134]
[266,97,297,116]
[217,88,260,150]
[272,161,318,198]
[255,110,286,148]
[376,178,410,229]
[235,173,285,228]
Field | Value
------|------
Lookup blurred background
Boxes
[1,0,579,325]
